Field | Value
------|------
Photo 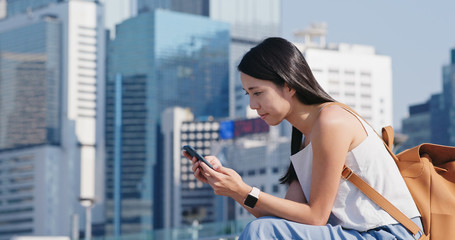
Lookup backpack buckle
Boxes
[341,166,353,180]
[413,230,423,240]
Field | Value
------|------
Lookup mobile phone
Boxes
[182,145,214,170]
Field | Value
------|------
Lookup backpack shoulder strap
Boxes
[341,166,422,237]
[382,126,394,149]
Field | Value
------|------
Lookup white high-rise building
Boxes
[0,0,5,19]
[293,24,393,131]
[0,1,105,238]
[160,107,195,229]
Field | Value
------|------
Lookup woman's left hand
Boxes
[198,161,250,198]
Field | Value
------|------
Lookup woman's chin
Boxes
[263,118,281,126]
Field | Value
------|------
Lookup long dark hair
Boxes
[237,37,335,185]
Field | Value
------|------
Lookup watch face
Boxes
[244,195,258,208]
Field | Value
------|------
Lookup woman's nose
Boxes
[249,99,259,110]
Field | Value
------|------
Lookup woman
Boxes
[183,37,423,239]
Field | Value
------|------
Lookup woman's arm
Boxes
[198,161,336,225]
[191,106,361,225]
[190,156,308,218]
[246,179,309,218]
[285,180,307,204]
[199,107,353,225]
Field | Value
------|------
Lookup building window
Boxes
[361,104,372,110]
[360,72,371,77]
[328,79,340,85]
[345,92,355,97]
[361,94,371,99]
[344,70,355,75]
[344,81,355,86]
[272,184,280,193]
[328,68,339,74]
[328,91,339,97]
[360,82,371,88]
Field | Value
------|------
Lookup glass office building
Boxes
[0,16,76,240]
[6,0,59,17]
[133,0,281,118]
[442,49,455,146]
[402,48,455,149]
[0,1,105,238]
[208,0,281,118]
[105,9,229,235]
[6,0,95,17]
[137,0,209,16]
[0,20,61,151]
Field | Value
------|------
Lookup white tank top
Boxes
[290,110,420,231]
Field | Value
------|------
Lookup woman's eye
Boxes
[253,92,261,96]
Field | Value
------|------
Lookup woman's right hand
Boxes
[182,151,222,184]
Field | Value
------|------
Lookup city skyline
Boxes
[1,0,454,239]
[282,0,455,129]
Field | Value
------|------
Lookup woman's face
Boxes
[241,73,294,126]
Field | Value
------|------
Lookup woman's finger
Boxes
[194,168,208,183]
[192,161,200,172]
[191,156,197,164]
[205,156,224,170]
[199,160,219,176]
[182,151,192,160]
[182,151,198,164]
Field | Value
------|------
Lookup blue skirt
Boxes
[239,216,423,240]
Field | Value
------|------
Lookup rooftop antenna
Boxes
[294,22,327,47]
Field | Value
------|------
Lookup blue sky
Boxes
[281,0,455,130]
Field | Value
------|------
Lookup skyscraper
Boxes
[137,0,209,16]
[401,101,431,149]
[102,0,137,38]
[134,0,282,118]
[0,20,60,150]
[208,0,281,118]
[0,1,105,238]
[0,0,6,19]
[441,48,455,146]
[6,0,96,17]
[105,9,229,235]
[402,47,455,149]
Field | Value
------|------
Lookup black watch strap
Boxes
[244,187,260,208]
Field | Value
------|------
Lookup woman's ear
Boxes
[284,83,296,97]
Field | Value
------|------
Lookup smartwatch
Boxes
[244,187,260,208]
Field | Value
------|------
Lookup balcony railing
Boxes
[92,218,252,240]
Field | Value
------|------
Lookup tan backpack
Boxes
[331,99,455,240]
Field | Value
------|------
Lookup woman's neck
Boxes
[286,102,325,136]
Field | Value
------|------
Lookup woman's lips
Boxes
[259,113,268,120]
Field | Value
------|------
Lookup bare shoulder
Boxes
[314,105,356,129]
[314,105,367,150]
